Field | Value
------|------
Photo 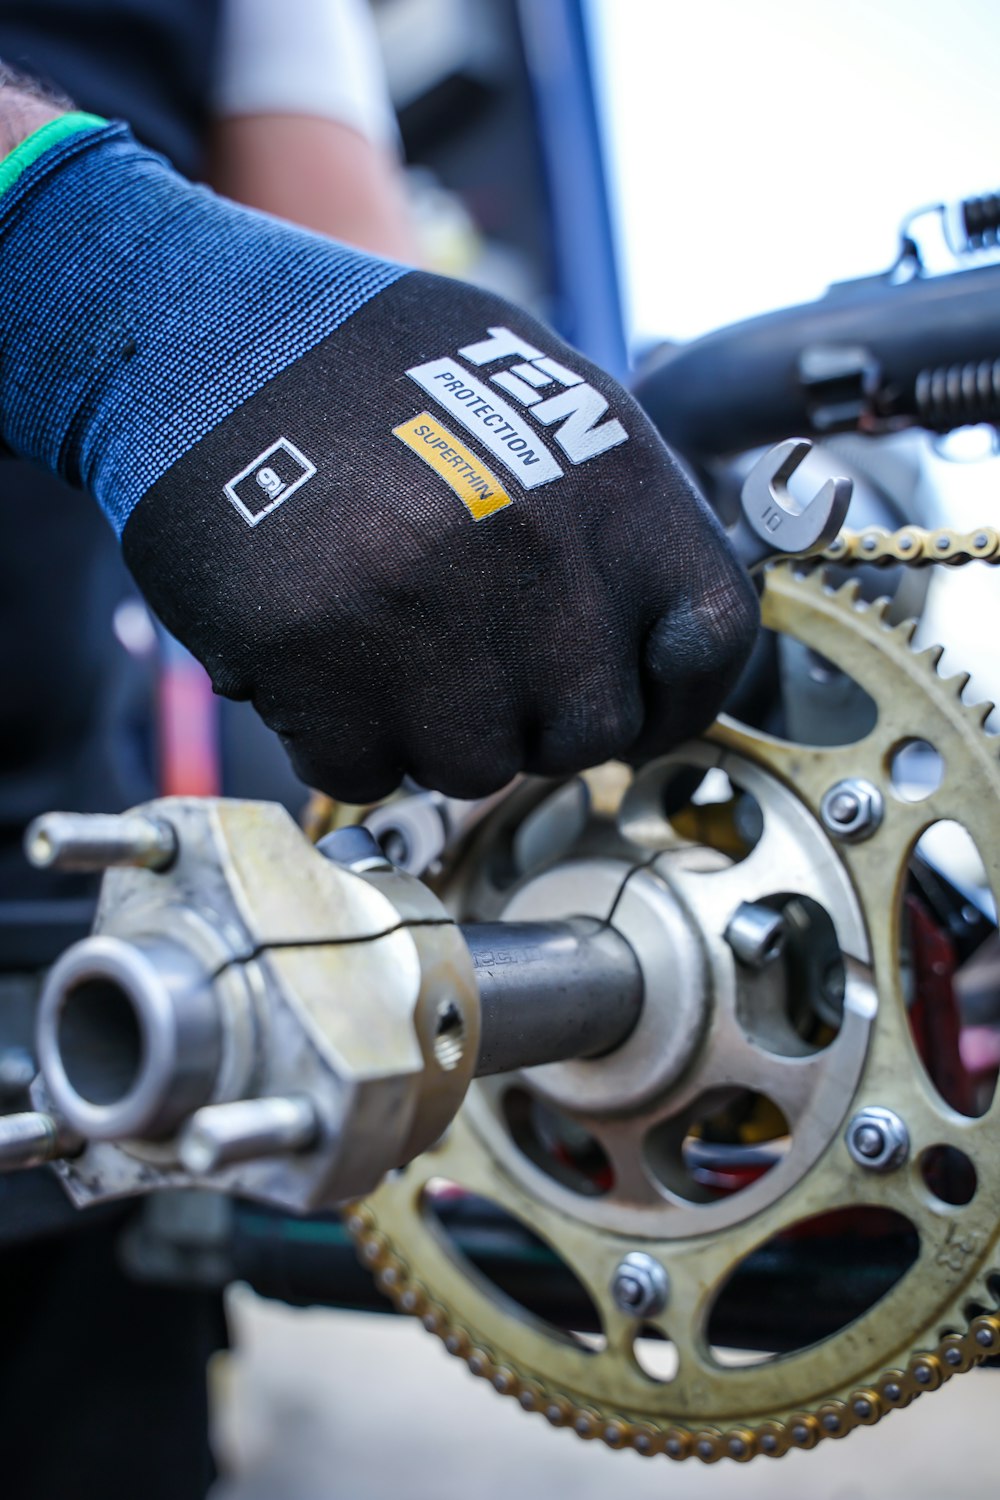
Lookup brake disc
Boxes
[347,539,1000,1463]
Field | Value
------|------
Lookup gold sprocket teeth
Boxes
[346,526,1000,1465]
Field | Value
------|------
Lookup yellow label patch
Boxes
[392,412,512,521]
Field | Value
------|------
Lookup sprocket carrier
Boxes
[347,549,1000,1463]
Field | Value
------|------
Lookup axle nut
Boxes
[820,779,883,843]
[845,1106,909,1172]
[610,1252,670,1318]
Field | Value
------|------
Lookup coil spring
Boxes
[960,191,1000,251]
[914,358,1000,431]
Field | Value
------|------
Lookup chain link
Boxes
[825,524,1000,568]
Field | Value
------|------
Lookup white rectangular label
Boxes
[406,358,563,488]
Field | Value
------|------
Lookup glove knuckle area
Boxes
[628,567,759,762]
[524,663,645,777]
[283,736,404,805]
[648,565,759,687]
[404,712,523,800]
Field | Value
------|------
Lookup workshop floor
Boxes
[211,1287,995,1500]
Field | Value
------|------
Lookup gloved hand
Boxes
[0,117,757,801]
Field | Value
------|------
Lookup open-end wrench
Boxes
[728,437,853,573]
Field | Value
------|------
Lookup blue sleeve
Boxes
[0,119,407,533]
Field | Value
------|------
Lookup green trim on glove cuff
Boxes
[0,112,107,198]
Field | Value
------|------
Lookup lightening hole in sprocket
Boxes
[902,822,998,1118]
[644,1089,788,1206]
[633,1326,679,1383]
[731,629,878,747]
[920,1145,977,1206]
[420,1177,605,1350]
[501,1087,613,1198]
[890,739,944,802]
[706,1208,919,1361]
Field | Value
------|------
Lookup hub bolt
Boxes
[724,901,787,970]
[820,779,883,843]
[845,1107,909,1172]
[610,1252,670,1318]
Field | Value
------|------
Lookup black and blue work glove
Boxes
[0,117,757,801]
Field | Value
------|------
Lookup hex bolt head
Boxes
[724,901,787,970]
[610,1252,670,1318]
[820,779,884,843]
[845,1107,909,1172]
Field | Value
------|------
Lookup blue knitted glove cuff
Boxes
[0,120,406,533]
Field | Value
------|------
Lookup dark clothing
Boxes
[0,0,219,177]
[0,1210,226,1500]
[0,6,226,1497]
[0,0,222,890]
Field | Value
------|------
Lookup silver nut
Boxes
[610,1252,670,1318]
[724,901,787,970]
[820,779,883,842]
[845,1107,909,1171]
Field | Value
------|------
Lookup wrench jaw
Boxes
[804,475,853,553]
[730,437,853,572]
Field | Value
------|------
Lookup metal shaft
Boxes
[0,1111,80,1171]
[179,1097,320,1174]
[466,919,642,1077]
[34,918,643,1149]
[25,812,177,872]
